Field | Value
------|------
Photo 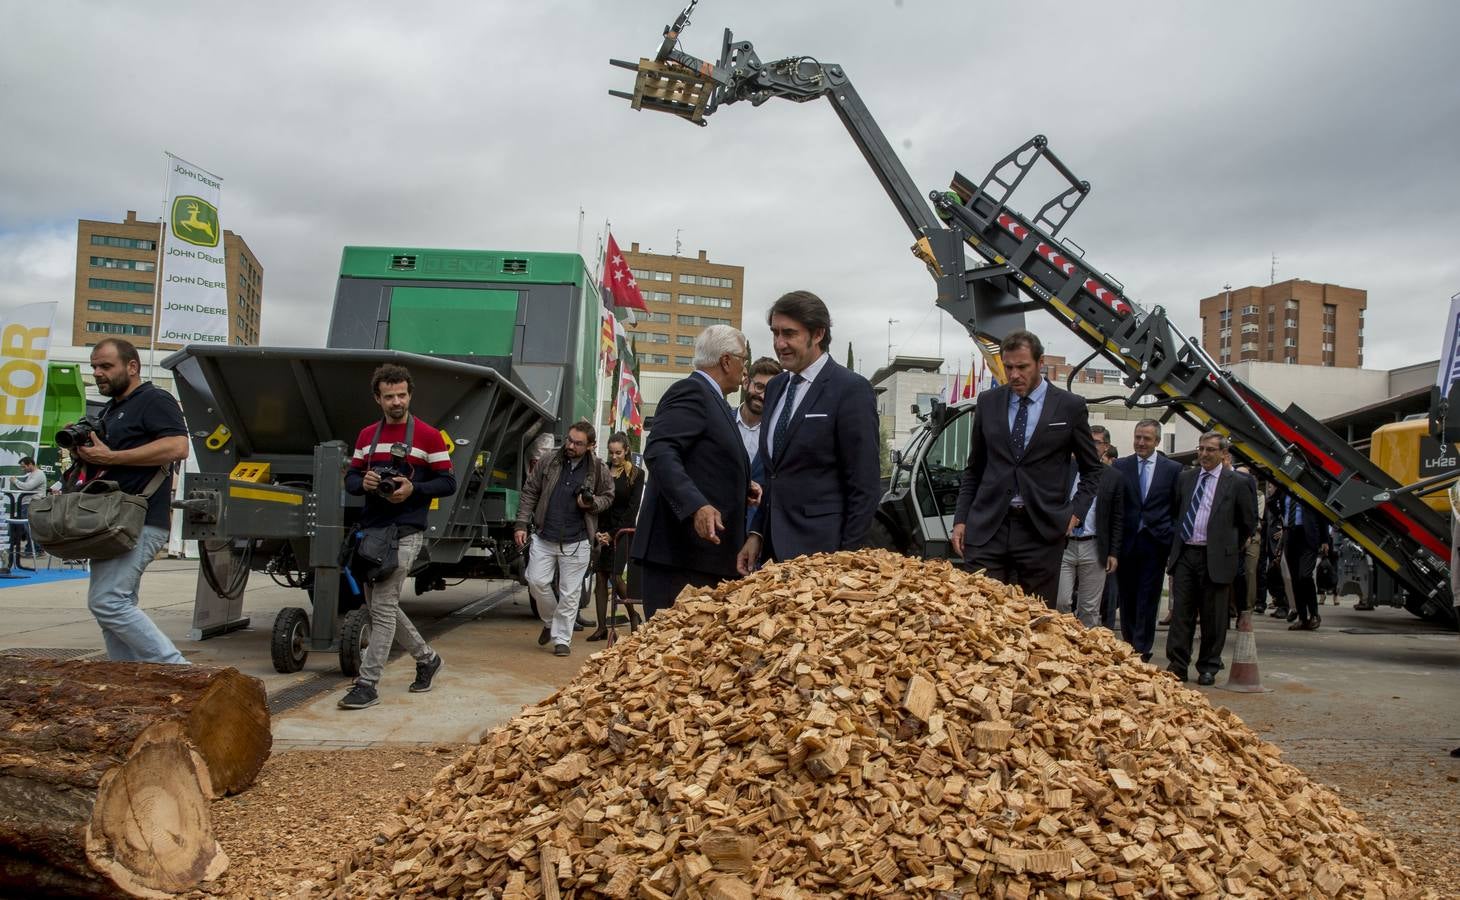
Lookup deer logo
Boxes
[170,195,220,247]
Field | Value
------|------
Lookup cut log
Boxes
[0,657,270,797]
[0,720,226,898]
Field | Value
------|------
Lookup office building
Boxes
[74,210,263,350]
[622,243,743,375]
[1199,279,1365,368]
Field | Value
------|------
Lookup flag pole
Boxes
[148,152,172,384]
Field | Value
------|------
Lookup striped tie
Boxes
[1180,471,1210,542]
[772,375,803,460]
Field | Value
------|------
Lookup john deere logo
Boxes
[171,195,219,247]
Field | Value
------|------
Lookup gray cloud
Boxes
[2,0,1457,381]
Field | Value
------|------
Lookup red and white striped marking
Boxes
[995,214,1131,315]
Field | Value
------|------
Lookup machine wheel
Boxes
[270,607,310,674]
[338,607,371,678]
[865,518,904,554]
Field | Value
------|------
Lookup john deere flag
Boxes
[158,153,229,344]
[0,302,57,475]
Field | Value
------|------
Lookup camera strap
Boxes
[366,415,415,469]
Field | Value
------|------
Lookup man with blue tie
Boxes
[1283,490,1328,630]
[1164,432,1257,684]
[736,291,881,572]
[1113,419,1183,662]
[951,331,1103,607]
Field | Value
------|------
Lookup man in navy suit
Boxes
[1282,491,1328,630]
[736,291,881,572]
[631,325,757,619]
[1164,432,1257,684]
[950,330,1104,607]
[1113,419,1183,662]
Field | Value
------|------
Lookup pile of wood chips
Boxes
[323,551,1425,899]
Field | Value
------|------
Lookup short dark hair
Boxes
[569,419,596,445]
[1090,425,1111,442]
[92,338,140,370]
[1102,445,1119,461]
[999,330,1044,360]
[371,364,413,396]
[19,457,34,467]
[749,356,782,379]
[768,290,832,352]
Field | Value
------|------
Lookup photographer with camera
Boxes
[513,420,613,657]
[337,364,455,710]
[68,339,190,663]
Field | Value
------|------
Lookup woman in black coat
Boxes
[587,432,644,641]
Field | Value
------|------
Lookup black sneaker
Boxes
[537,627,551,646]
[338,682,379,709]
[409,653,442,693]
[553,643,570,657]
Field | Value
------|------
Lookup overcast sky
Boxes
[3,0,1458,380]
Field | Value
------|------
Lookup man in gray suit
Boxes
[952,330,1103,606]
[1165,431,1258,684]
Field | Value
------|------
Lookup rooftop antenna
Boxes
[1270,252,1278,285]
[675,228,683,257]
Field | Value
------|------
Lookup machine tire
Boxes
[338,607,370,678]
[865,518,904,554]
[270,607,310,674]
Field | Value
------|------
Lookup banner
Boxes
[158,153,229,345]
[616,367,643,437]
[0,302,57,475]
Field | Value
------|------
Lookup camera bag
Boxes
[28,467,169,561]
[345,415,416,582]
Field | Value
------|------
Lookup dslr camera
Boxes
[371,442,411,497]
[576,482,596,506]
[56,415,107,450]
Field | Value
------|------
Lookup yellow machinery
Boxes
[1370,418,1458,514]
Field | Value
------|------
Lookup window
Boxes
[1286,355,1296,364]
[675,334,695,345]
[1322,341,1334,352]
[1241,304,1258,315]
[1241,341,1258,352]
[640,311,671,323]
[88,277,153,293]
[85,322,150,336]
[90,234,156,251]
[642,290,672,303]
[678,294,733,308]
[1285,299,1299,310]
[1218,309,1231,322]
[1241,323,1258,334]
[679,273,734,288]
[1322,322,1335,334]
[642,353,669,365]
[638,332,670,344]
[678,314,731,327]
[90,256,155,272]
[87,300,151,315]
[1284,318,1297,328]
[675,355,694,366]
[630,268,672,281]
[1284,338,1296,347]
[1218,327,1231,338]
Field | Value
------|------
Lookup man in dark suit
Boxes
[736,291,881,572]
[1113,419,1183,662]
[950,330,1103,606]
[631,325,756,619]
[1282,490,1328,630]
[1057,425,1125,627]
[1165,432,1258,684]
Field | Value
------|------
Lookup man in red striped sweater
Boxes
[337,364,456,710]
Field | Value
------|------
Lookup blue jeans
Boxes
[88,525,187,664]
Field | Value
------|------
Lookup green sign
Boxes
[171,195,220,247]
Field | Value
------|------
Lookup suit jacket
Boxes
[1090,465,1127,562]
[1165,465,1257,584]
[1113,451,1183,551]
[752,358,882,560]
[953,382,1103,545]
[630,373,750,578]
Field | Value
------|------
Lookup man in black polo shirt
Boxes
[73,338,190,664]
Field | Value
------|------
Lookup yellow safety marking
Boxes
[492,469,509,480]
[204,425,232,451]
[229,461,271,483]
[229,485,303,506]
[439,428,452,447]
[430,498,440,510]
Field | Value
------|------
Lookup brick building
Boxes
[1199,279,1365,368]
[622,243,743,375]
[74,210,263,350]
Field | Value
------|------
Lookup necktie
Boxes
[1286,496,1300,527]
[1180,471,1210,542]
[1140,458,1152,501]
[1011,395,1031,457]
[772,375,803,460]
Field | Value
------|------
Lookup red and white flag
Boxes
[603,234,648,311]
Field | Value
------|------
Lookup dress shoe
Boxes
[585,629,608,642]
[1303,617,1321,631]
[537,627,551,646]
[1196,672,1216,686]
[1269,607,1289,619]
[1287,620,1306,631]
[1286,610,1299,623]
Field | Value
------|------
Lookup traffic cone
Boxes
[1221,610,1272,693]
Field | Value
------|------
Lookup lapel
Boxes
[1017,383,1061,459]
[693,371,735,429]
[771,359,834,469]
[986,385,1012,452]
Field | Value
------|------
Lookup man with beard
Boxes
[72,338,190,663]
[338,364,456,709]
[735,357,781,528]
[736,292,880,573]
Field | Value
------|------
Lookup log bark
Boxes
[0,720,226,898]
[0,657,271,797]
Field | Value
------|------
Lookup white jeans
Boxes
[526,535,592,646]
[1057,538,1107,628]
